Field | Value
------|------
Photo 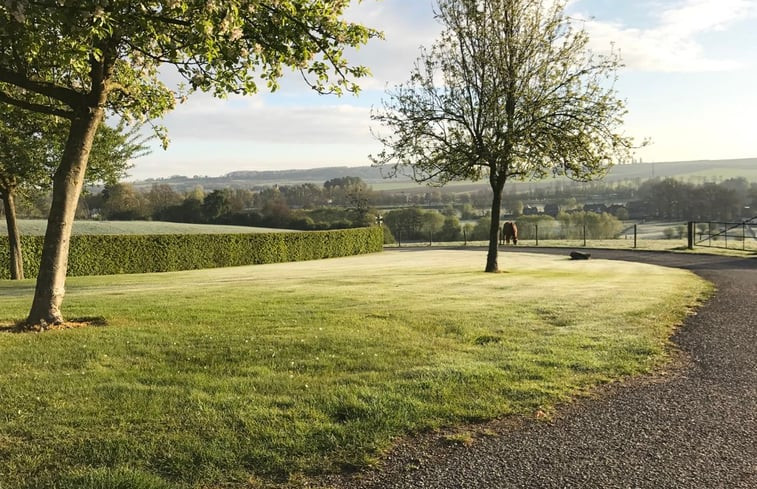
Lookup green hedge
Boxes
[0,227,383,279]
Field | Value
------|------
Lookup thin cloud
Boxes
[657,0,757,35]
[342,0,441,90]
[575,0,757,72]
[161,96,374,145]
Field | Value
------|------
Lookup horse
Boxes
[501,221,518,245]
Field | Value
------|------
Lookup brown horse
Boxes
[501,221,518,245]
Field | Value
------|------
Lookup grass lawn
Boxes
[391,239,757,257]
[1,219,291,236]
[0,250,710,488]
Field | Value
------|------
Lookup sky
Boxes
[129,0,757,180]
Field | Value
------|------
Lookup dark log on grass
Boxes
[570,251,591,260]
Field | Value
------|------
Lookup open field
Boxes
[0,219,290,236]
[0,251,710,488]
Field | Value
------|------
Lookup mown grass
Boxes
[393,238,757,257]
[0,250,710,488]
[1,219,289,236]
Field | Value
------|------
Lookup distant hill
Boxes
[132,166,391,192]
[131,157,757,193]
[597,158,757,183]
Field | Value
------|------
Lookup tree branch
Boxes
[0,68,84,108]
[0,90,74,118]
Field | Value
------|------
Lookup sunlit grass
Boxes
[391,239,757,257]
[0,250,710,488]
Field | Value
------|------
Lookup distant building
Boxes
[544,203,560,217]
[607,204,628,218]
[627,201,648,220]
[583,203,608,213]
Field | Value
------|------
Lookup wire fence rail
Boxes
[386,219,757,255]
[512,221,685,249]
[517,219,757,252]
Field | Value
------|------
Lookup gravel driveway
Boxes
[329,249,756,489]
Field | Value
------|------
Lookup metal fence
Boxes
[385,218,757,252]
[523,221,682,248]
[689,217,757,252]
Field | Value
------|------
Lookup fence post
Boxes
[535,224,539,247]
[687,221,694,250]
[725,224,728,249]
[744,222,747,251]
[634,224,637,249]
[708,222,712,247]
[583,223,587,247]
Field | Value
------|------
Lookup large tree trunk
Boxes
[25,111,103,327]
[485,178,507,273]
[2,187,24,280]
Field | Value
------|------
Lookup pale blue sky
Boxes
[131,0,757,180]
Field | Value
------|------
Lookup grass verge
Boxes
[0,250,711,488]
[389,239,757,257]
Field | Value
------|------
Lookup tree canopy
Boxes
[1,101,150,279]
[1,0,377,120]
[372,0,633,272]
[0,0,379,326]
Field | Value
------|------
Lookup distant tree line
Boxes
[633,178,756,221]
[383,207,465,243]
[3,176,755,235]
[381,207,624,244]
[73,177,380,230]
[514,213,624,240]
[506,177,756,222]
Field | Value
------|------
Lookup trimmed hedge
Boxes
[0,227,383,279]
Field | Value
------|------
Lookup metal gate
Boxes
[688,217,757,251]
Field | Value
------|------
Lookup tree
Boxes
[226,188,256,214]
[502,193,524,216]
[101,182,150,220]
[185,185,206,204]
[638,178,691,220]
[438,214,463,241]
[146,183,183,217]
[0,104,47,279]
[201,189,231,222]
[420,210,445,240]
[324,176,371,206]
[372,0,633,272]
[470,216,492,241]
[384,207,424,242]
[282,183,325,209]
[1,1,377,327]
[161,195,203,223]
[1,102,147,279]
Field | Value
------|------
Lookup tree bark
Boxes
[25,111,103,327]
[2,187,24,280]
[485,177,507,273]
